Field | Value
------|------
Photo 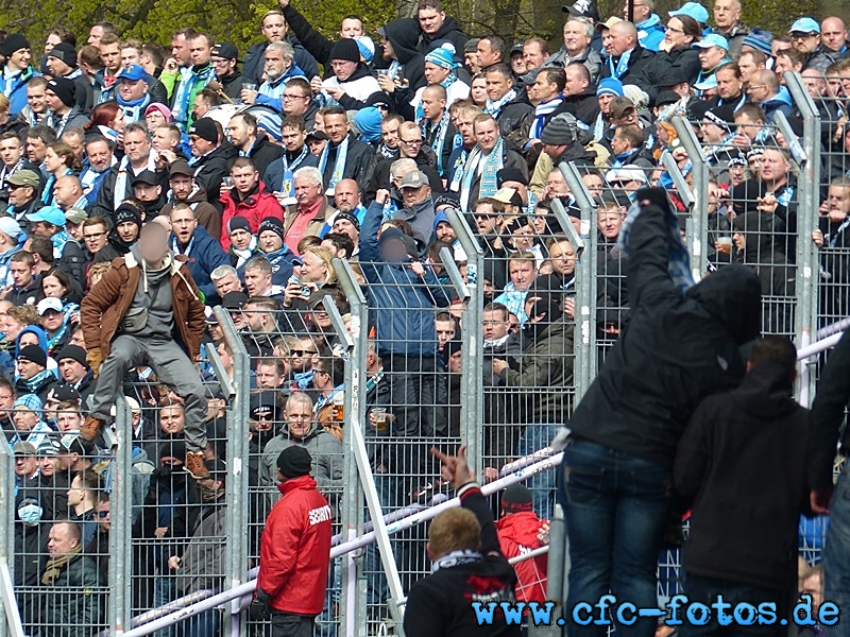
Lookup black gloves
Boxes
[249,588,271,621]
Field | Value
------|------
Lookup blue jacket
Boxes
[1,66,38,116]
[636,14,665,52]
[360,202,450,357]
[0,245,21,287]
[255,63,307,113]
[761,87,794,123]
[262,150,318,192]
[170,226,229,300]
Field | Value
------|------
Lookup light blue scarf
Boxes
[318,135,350,195]
[459,136,504,212]
[484,89,516,119]
[608,49,632,79]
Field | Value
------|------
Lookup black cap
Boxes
[47,77,76,108]
[222,291,248,310]
[47,42,77,67]
[49,384,81,403]
[132,170,160,187]
[562,0,600,21]
[496,168,529,188]
[188,118,218,143]
[250,391,279,418]
[277,445,312,478]
[306,130,329,142]
[211,42,240,62]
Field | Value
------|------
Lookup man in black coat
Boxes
[557,188,762,637]
[404,446,520,637]
[808,328,850,634]
[675,336,808,634]
[599,21,664,104]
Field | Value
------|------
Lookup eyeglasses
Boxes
[400,139,423,145]
[291,349,317,356]
[664,26,684,34]
[790,32,817,40]
[84,232,106,240]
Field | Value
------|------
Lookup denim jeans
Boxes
[152,576,177,637]
[559,439,672,637]
[824,465,850,636]
[679,574,785,637]
[517,423,559,520]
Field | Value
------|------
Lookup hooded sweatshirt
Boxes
[128,245,174,340]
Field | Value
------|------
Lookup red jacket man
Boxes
[220,157,284,251]
[494,484,549,604]
[251,445,332,633]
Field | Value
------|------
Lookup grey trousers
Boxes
[90,334,208,452]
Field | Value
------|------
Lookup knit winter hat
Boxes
[501,484,534,515]
[596,77,624,98]
[1,34,30,58]
[277,445,312,478]
[329,38,360,64]
[540,113,578,145]
[47,77,76,108]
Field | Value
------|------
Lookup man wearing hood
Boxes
[80,222,210,480]
[377,17,428,95]
[558,189,761,637]
[674,336,808,633]
[16,346,60,404]
[416,0,468,56]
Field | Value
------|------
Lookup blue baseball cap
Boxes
[692,33,730,51]
[669,2,709,25]
[788,18,820,34]
[26,206,66,227]
[13,393,42,412]
[117,64,150,83]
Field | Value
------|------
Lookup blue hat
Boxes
[117,64,149,83]
[669,2,709,24]
[596,77,624,98]
[692,33,730,51]
[742,28,774,56]
[355,36,375,63]
[789,17,820,34]
[354,106,383,144]
[13,393,42,412]
[26,206,66,227]
[694,74,718,91]
[425,44,457,70]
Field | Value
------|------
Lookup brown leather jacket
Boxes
[80,251,206,360]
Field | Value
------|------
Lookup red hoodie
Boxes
[495,511,548,603]
[219,181,284,250]
[257,475,332,615]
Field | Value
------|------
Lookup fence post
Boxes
[0,440,21,637]
[333,258,373,636]
[784,71,821,405]
[443,208,484,477]
[672,116,709,281]
[110,396,134,635]
[558,162,598,396]
[213,308,251,636]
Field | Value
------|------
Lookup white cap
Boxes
[36,297,63,315]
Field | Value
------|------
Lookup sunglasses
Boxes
[251,412,275,421]
[291,349,317,356]
[97,510,110,518]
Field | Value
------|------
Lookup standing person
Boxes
[250,446,332,637]
[808,329,850,637]
[675,336,809,635]
[79,222,209,479]
[557,189,762,637]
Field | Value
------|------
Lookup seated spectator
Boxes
[495,484,549,604]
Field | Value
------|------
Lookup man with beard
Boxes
[160,160,221,242]
[168,203,229,302]
[241,41,307,113]
[130,171,165,219]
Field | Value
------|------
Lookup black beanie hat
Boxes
[329,38,361,64]
[18,344,47,368]
[47,77,76,108]
[1,34,30,58]
[115,203,143,227]
[277,445,312,478]
[501,483,533,515]
[57,344,89,369]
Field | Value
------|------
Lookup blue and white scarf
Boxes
[117,93,151,124]
[530,97,564,140]
[318,135,350,195]
[485,89,516,119]
[171,65,215,126]
[50,230,70,261]
[608,49,632,79]
[278,145,310,201]
[459,137,504,212]
[422,111,453,177]
[618,199,695,293]
[114,151,158,210]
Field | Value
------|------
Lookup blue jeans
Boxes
[153,576,177,637]
[679,574,784,637]
[824,465,850,636]
[559,439,672,637]
[517,423,559,520]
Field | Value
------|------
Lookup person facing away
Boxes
[674,335,809,636]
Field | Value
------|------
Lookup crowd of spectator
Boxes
[1,0,849,633]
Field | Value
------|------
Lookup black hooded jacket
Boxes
[568,191,762,469]
[674,362,808,590]
[383,18,426,93]
[417,16,468,57]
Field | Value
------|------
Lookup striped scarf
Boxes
[530,97,564,140]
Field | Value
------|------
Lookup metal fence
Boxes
[3,71,845,637]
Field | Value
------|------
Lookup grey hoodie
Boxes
[128,245,174,339]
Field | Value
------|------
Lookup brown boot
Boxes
[185,451,210,480]
[80,416,105,442]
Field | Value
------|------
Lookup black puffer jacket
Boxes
[568,190,762,469]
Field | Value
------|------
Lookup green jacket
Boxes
[39,553,104,637]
